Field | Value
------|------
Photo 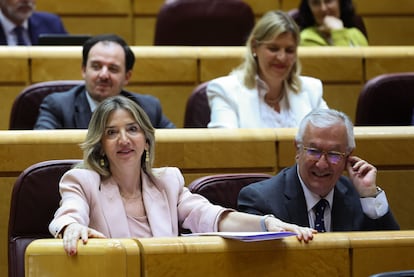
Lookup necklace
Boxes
[264,93,284,108]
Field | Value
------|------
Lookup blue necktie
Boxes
[14,26,26,46]
[313,199,328,232]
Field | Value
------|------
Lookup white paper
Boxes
[181,231,296,242]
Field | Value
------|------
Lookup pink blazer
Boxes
[49,167,227,238]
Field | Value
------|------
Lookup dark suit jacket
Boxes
[238,165,400,231]
[0,11,67,45]
[34,85,175,129]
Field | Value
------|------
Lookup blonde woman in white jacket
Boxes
[207,10,328,128]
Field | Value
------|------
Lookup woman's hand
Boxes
[62,222,106,256]
[266,216,316,243]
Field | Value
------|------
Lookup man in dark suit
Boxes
[34,34,175,129]
[0,0,67,45]
[238,108,399,232]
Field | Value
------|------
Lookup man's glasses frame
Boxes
[302,146,347,165]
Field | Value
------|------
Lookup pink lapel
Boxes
[141,171,175,237]
[99,177,131,238]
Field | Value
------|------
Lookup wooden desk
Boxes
[136,234,350,276]
[25,239,140,277]
[24,231,414,277]
[348,230,414,277]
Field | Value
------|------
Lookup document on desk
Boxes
[182,231,296,242]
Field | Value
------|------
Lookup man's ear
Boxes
[294,140,300,151]
[81,65,86,79]
[123,70,132,86]
[294,141,300,160]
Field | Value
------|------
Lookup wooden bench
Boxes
[25,239,140,277]
[24,231,414,277]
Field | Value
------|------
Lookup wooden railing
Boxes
[25,231,414,277]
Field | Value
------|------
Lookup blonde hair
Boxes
[235,10,302,92]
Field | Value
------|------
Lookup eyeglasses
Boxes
[302,146,346,165]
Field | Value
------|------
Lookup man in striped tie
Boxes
[238,108,400,232]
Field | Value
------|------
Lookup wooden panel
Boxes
[131,46,198,83]
[0,47,29,83]
[29,47,82,82]
[324,84,362,123]
[127,85,194,128]
[354,0,414,15]
[0,178,14,277]
[133,0,164,15]
[299,47,364,82]
[363,47,414,80]
[280,0,300,11]
[133,57,197,83]
[199,47,244,82]
[154,129,278,174]
[37,0,131,14]
[0,130,85,172]
[364,17,414,46]
[25,239,140,277]
[378,170,414,230]
[133,18,157,45]
[0,86,24,130]
[62,17,133,44]
[136,235,350,277]
[354,127,414,166]
[31,58,82,82]
[349,231,414,277]
[243,0,281,16]
[22,231,414,277]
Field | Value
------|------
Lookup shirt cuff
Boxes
[360,190,389,219]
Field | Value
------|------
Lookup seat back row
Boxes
[33,0,414,46]
[2,46,414,129]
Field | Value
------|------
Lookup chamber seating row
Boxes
[34,0,414,46]
[0,127,413,275]
[25,231,414,277]
[1,46,414,129]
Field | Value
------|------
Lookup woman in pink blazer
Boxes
[49,96,315,256]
